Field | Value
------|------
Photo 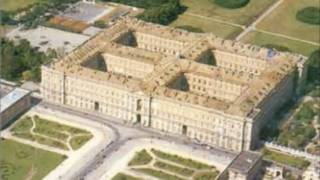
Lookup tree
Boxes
[307,49,320,84]
[296,7,320,25]
[0,38,50,82]
[213,0,250,9]
[103,0,186,25]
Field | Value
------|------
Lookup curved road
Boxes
[39,102,236,180]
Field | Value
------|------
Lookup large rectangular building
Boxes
[41,18,307,152]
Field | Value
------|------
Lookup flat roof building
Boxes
[0,88,31,129]
[228,151,263,180]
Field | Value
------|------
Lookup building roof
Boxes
[229,151,262,174]
[47,17,306,118]
[0,88,30,113]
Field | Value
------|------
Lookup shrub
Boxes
[307,49,320,84]
[213,0,250,9]
[296,7,320,25]
[93,20,107,28]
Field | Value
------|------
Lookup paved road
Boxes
[236,0,284,41]
[39,102,236,180]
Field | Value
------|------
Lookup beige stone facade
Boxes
[41,18,308,152]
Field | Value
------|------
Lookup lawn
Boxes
[134,168,184,180]
[179,0,276,25]
[170,13,243,39]
[116,148,220,180]
[154,161,194,176]
[112,173,142,180]
[11,115,93,151]
[194,171,219,180]
[151,149,213,170]
[242,31,320,56]
[0,139,66,180]
[0,0,44,11]
[128,149,153,166]
[262,148,310,170]
[256,0,320,43]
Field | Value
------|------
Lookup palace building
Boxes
[41,18,307,152]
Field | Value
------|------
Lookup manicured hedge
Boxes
[296,7,320,25]
[213,0,250,9]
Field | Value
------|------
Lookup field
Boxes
[178,0,276,25]
[170,14,242,39]
[112,148,219,180]
[256,0,320,43]
[10,115,93,151]
[242,31,320,56]
[0,0,44,11]
[170,0,276,38]
[0,139,66,180]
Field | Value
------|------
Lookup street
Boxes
[38,101,237,180]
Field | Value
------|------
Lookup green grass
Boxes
[13,132,69,150]
[154,161,194,176]
[111,173,142,180]
[179,0,276,25]
[262,148,310,170]
[170,14,243,39]
[70,135,93,150]
[0,139,66,180]
[242,31,320,56]
[10,116,33,132]
[134,168,184,180]
[11,115,93,151]
[33,116,89,135]
[256,0,320,43]
[151,149,213,170]
[128,149,153,166]
[0,0,44,11]
[194,171,219,180]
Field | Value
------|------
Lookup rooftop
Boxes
[229,151,262,174]
[0,88,30,113]
[48,17,305,118]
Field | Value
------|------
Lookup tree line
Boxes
[0,38,56,82]
[103,0,186,25]
[0,0,80,28]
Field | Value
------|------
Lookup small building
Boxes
[0,88,31,129]
[227,151,263,180]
